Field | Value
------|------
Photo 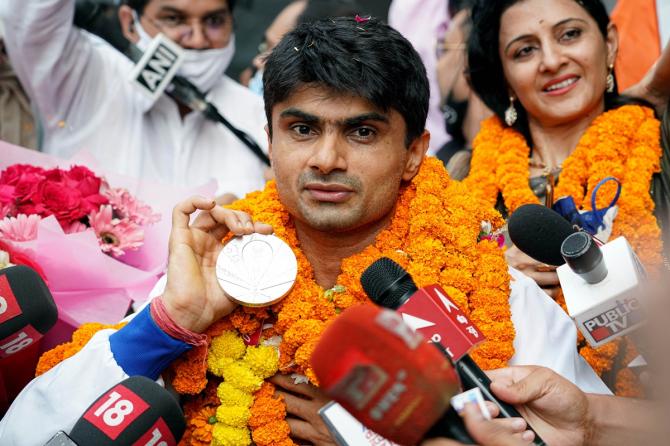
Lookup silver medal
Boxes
[216,233,298,307]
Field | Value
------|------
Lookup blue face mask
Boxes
[248,68,264,96]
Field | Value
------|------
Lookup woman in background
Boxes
[462,0,669,395]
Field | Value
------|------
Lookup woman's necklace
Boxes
[528,157,563,207]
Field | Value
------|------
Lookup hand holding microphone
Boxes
[505,203,579,299]
[508,204,647,350]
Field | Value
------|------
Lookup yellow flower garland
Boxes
[38,158,514,445]
[464,105,664,395]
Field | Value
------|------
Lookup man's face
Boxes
[141,0,232,49]
[268,85,428,233]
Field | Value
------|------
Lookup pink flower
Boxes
[0,164,46,186]
[64,221,88,234]
[0,214,41,241]
[103,187,160,225]
[0,184,15,206]
[89,205,144,257]
[63,166,108,213]
[26,181,85,224]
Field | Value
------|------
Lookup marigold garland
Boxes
[38,158,514,445]
[205,330,280,446]
[35,322,126,376]
[464,105,664,395]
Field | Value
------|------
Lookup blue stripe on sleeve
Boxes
[109,304,192,380]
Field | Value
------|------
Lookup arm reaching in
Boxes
[488,366,659,446]
[624,41,670,116]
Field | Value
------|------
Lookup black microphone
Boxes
[507,203,577,266]
[0,265,58,347]
[361,258,546,446]
[0,265,58,413]
[45,376,186,445]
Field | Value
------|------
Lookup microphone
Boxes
[125,35,270,166]
[0,265,58,354]
[311,304,472,446]
[508,203,577,266]
[507,204,647,349]
[361,258,546,446]
[46,376,186,445]
[0,265,58,413]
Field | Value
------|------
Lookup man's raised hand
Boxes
[161,196,273,333]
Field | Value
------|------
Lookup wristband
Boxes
[150,296,209,348]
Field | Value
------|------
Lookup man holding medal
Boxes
[1,17,610,446]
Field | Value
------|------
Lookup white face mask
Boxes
[133,15,235,93]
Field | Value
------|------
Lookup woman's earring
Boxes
[505,97,517,126]
[606,64,615,93]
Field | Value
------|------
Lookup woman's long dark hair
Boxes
[467,0,647,142]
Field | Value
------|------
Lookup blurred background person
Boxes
[611,0,669,91]
[0,22,38,150]
[240,0,364,95]
[240,0,307,91]
[0,0,269,200]
[388,0,451,154]
[433,0,492,178]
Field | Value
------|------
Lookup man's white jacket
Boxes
[0,0,269,197]
[0,268,611,445]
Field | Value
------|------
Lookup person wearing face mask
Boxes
[0,0,269,200]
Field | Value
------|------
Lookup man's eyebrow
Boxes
[343,112,389,127]
[279,108,320,123]
[157,6,186,15]
[504,17,588,53]
[157,5,229,17]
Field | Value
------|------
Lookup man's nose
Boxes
[308,133,347,174]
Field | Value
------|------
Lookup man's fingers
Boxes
[421,439,468,446]
[487,366,537,385]
[276,391,317,421]
[491,367,553,405]
[171,196,216,231]
[253,221,274,234]
[484,401,500,418]
[525,270,560,287]
[207,207,267,236]
[286,417,322,444]
[462,404,532,446]
[269,374,320,399]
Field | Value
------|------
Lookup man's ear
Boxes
[118,5,140,44]
[401,130,430,181]
[265,124,273,164]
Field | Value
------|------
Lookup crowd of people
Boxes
[0,0,669,445]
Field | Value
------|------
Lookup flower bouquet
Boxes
[0,141,216,350]
[0,164,160,256]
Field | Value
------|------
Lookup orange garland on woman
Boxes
[464,105,664,396]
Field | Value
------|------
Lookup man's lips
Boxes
[542,75,580,95]
[304,183,354,203]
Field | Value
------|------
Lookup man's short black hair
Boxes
[126,0,236,15]
[262,17,429,147]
